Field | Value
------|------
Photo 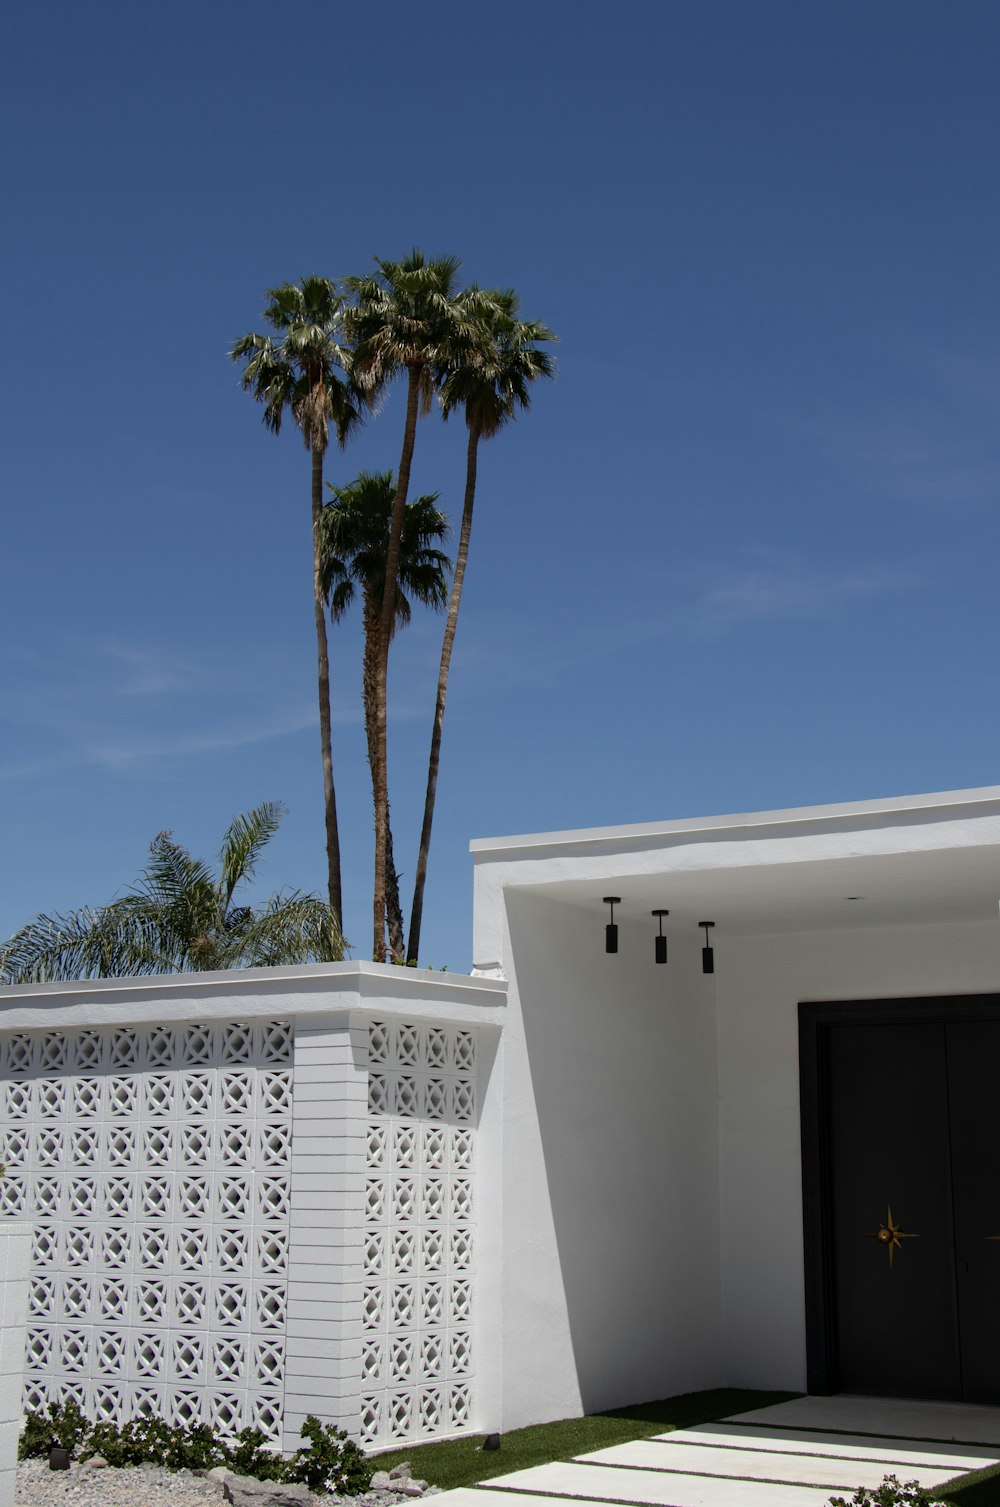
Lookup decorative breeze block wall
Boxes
[361,1020,476,1447]
[0,1021,292,1439]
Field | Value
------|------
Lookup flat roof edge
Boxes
[469,785,1000,856]
[0,959,506,1005]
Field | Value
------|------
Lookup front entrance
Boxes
[800,998,1000,1401]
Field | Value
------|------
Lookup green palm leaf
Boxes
[219,801,287,909]
[0,806,344,984]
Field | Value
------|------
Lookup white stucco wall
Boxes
[472,787,1000,1424]
[716,917,1000,1394]
[0,964,506,1451]
[495,889,721,1430]
[0,1226,30,1507]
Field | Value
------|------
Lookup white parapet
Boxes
[0,964,506,1455]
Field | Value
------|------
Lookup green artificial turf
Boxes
[370,1387,800,1491]
[939,1460,1000,1507]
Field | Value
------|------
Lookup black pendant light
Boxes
[651,909,669,964]
[700,921,716,974]
[603,897,621,954]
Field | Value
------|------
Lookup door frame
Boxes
[799,993,1000,1395]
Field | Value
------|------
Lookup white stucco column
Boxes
[282,1013,367,1449]
[0,1224,31,1507]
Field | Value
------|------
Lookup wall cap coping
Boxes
[0,959,507,1010]
[470,784,1000,857]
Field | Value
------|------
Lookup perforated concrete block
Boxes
[0,1021,292,1439]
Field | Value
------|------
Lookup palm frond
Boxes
[141,832,216,908]
[320,473,451,631]
[436,287,557,438]
[343,251,467,395]
[233,281,356,450]
[219,893,344,969]
[219,801,287,909]
[0,805,338,983]
[0,905,172,984]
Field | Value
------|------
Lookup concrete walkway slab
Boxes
[469,1461,837,1506]
[726,1395,1000,1446]
[437,1481,835,1507]
[575,1439,960,1490]
[654,1422,1000,1471]
[429,1398,1000,1507]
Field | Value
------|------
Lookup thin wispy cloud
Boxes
[0,708,344,783]
[438,548,920,696]
[665,339,1000,510]
[83,709,322,770]
[686,553,915,636]
[99,642,217,698]
[0,636,366,784]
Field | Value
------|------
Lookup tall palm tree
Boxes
[230,277,359,932]
[407,289,556,962]
[319,471,450,960]
[344,251,472,959]
[0,803,344,983]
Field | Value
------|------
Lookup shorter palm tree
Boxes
[0,803,344,984]
[320,471,450,960]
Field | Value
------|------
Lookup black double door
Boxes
[827,1019,1000,1401]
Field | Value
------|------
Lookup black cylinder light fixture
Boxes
[603,897,621,954]
[651,909,669,964]
[700,921,716,974]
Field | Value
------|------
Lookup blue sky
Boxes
[3,0,1000,969]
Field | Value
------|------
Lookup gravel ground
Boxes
[16,1458,226,1507]
[15,1460,441,1507]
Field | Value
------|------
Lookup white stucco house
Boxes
[1,784,999,1451]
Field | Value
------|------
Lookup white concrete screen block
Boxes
[0,964,505,1450]
[1,1020,293,1438]
[0,1224,31,1507]
[360,1018,478,1448]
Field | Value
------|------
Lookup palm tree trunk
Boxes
[363,596,406,960]
[407,421,480,962]
[311,442,343,927]
[373,363,422,961]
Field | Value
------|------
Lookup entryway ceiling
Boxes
[513,845,1000,935]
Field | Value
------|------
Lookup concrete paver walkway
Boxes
[435,1397,1000,1507]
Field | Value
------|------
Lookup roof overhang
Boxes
[472,786,1000,937]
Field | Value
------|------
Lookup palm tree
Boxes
[319,471,450,960]
[344,251,472,959]
[406,289,556,962]
[230,278,359,932]
[0,803,344,983]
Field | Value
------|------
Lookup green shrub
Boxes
[287,1416,374,1495]
[18,1399,89,1459]
[163,1422,229,1473]
[829,1477,943,1507]
[229,1428,288,1482]
[82,1416,246,1472]
[81,1418,148,1468]
[19,1404,371,1495]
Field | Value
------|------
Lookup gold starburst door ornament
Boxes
[873,1206,918,1266]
